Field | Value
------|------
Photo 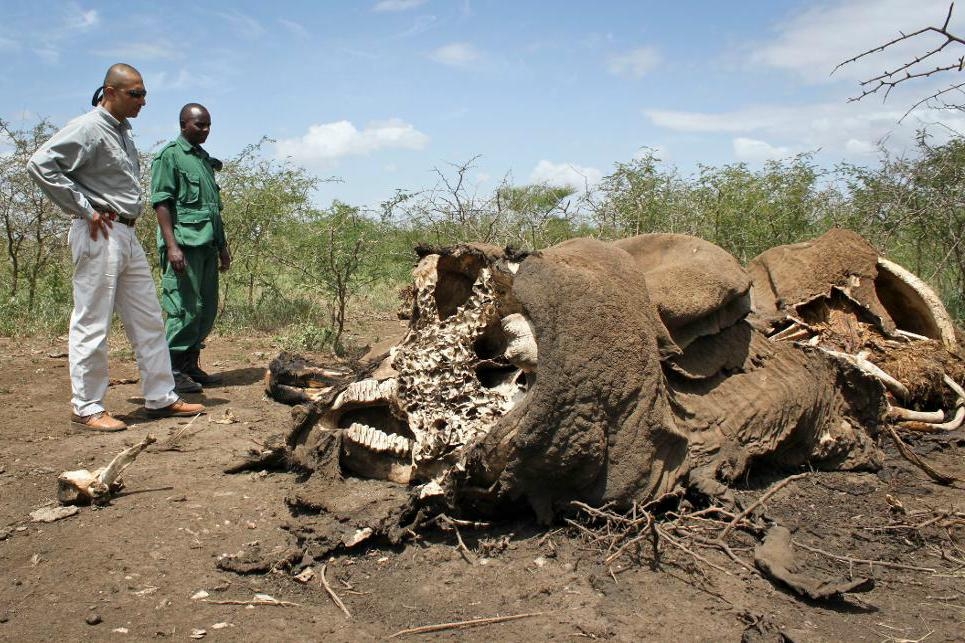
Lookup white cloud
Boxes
[750,0,965,84]
[529,160,603,190]
[373,0,427,12]
[429,42,481,67]
[733,137,791,162]
[276,119,429,164]
[0,35,20,51]
[607,46,661,79]
[645,101,965,160]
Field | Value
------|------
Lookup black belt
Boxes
[106,211,137,227]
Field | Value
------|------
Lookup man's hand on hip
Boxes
[89,211,114,241]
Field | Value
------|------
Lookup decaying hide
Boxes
[260,230,962,527]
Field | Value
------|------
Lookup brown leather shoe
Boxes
[70,411,128,432]
[146,398,206,418]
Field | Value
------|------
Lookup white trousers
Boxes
[68,219,178,416]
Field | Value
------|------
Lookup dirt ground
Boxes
[0,327,963,642]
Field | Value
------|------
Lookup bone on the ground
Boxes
[57,434,157,505]
[897,406,965,433]
[820,348,910,402]
[501,313,537,372]
[887,406,946,423]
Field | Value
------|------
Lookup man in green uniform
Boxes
[151,104,231,393]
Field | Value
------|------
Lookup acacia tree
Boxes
[218,138,321,310]
[273,201,383,353]
[0,118,68,309]
[835,3,965,117]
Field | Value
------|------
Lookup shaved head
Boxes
[179,103,212,146]
[97,63,146,120]
[179,103,209,126]
[103,63,142,88]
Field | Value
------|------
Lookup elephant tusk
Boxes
[897,405,965,433]
[887,406,946,423]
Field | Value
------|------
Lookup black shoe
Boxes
[173,371,202,394]
[184,350,222,385]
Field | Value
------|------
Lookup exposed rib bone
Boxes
[769,321,803,341]
[820,349,910,402]
[898,406,965,432]
[887,406,946,423]
[895,329,930,342]
[943,374,965,403]
[773,328,810,343]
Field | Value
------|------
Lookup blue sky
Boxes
[2,0,965,208]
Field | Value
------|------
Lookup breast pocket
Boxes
[179,170,202,205]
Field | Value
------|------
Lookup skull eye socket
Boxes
[433,255,485,320]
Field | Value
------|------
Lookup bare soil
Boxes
[0,328,963,642]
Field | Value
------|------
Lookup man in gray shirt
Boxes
[27,63,205,431]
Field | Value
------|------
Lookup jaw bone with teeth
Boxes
[322,245,533,485]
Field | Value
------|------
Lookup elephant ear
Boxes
[485,238,689,521]
[747,228,895,332]
[614,234,752,350]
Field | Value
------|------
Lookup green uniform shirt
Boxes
[150,135,226,249]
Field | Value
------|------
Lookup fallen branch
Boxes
[388,612,544,638]
[320,564,351,618]
[793,540,938,573]
[718,473,809,543]
[888,426,962,485]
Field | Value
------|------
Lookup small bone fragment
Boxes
[57,434,157,505]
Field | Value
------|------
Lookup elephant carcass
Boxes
[748,228,965,419]
[271,233,902,521]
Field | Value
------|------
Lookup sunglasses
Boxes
[106,86,147,99]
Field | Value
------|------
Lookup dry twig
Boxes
[320,564,351,618]
[388,612,544,638]
[888,426,962,485]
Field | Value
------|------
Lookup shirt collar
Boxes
[176,134,207,155]
[94,106,132,132]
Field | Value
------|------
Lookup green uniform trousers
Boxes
[160,244,219,354]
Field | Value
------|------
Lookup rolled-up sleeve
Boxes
[150,151,177,206]
[26,123,96,220]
